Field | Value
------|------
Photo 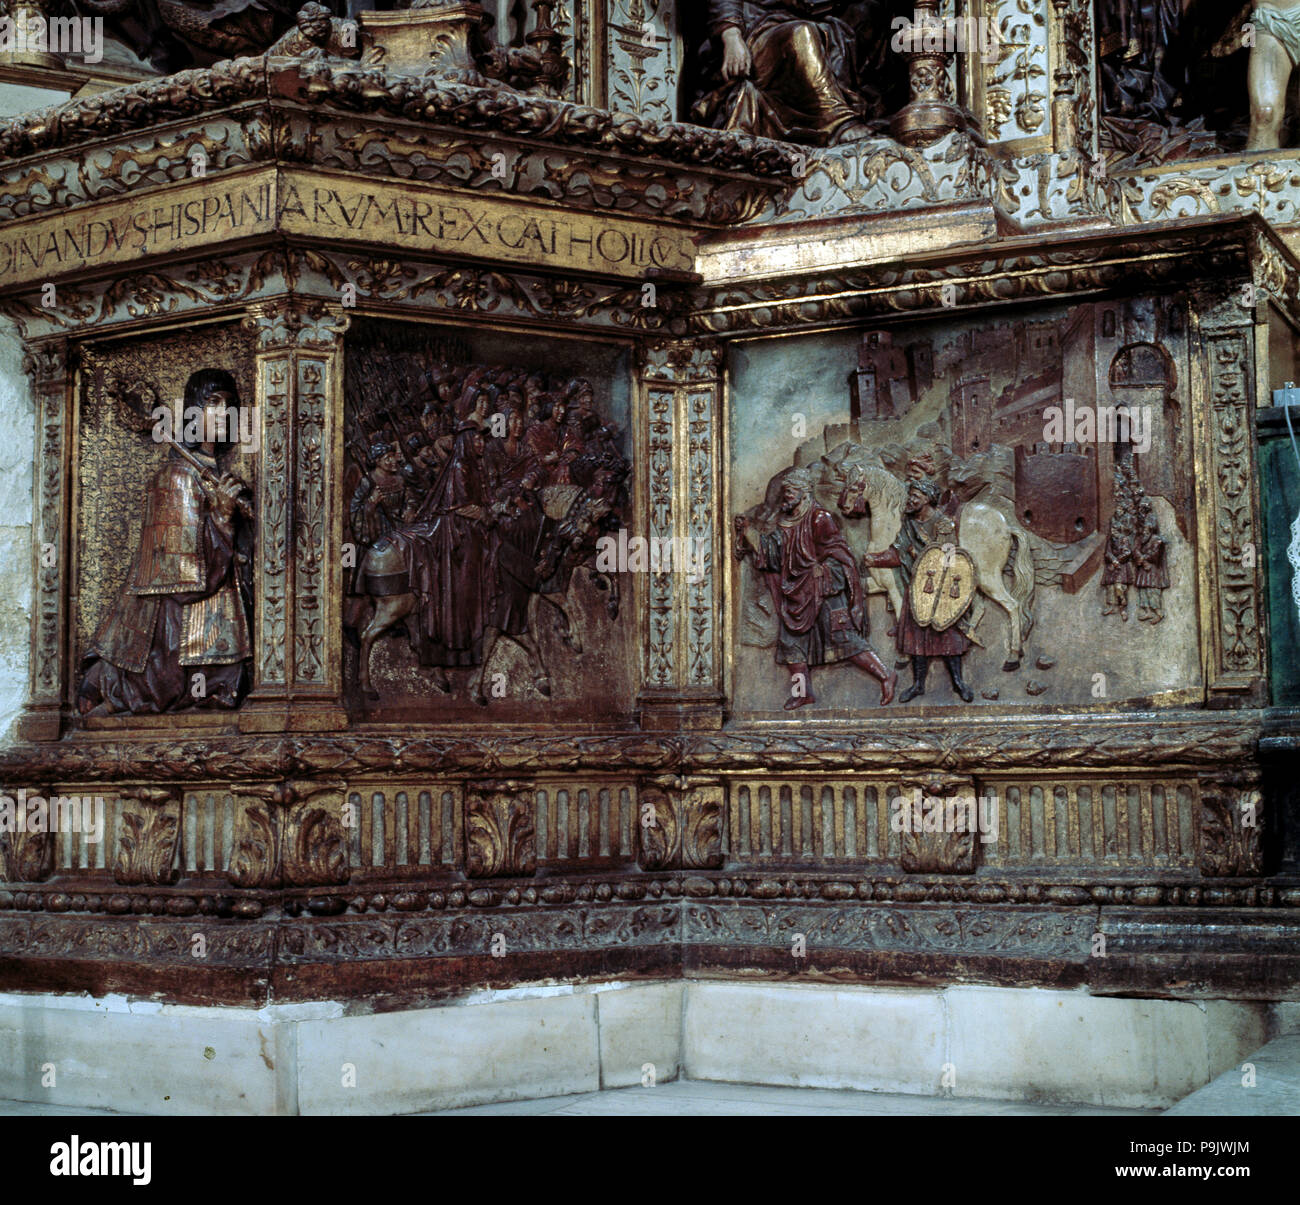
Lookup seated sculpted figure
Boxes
[1248,1,1300,148]
[692,0,872,145]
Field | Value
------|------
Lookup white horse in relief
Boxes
[834,462,1036,672]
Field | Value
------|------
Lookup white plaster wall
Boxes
[0,323,34,743]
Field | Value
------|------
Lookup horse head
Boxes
[837,472,869,519]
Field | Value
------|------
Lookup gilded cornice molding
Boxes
[0,712,1261,781]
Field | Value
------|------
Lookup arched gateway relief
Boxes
[730,301,1200,716]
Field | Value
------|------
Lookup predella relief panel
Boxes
[342,321,636,721]
[730,298,1199,716]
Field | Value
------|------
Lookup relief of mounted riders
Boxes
[344,360,629,701]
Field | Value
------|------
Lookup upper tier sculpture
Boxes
[690,0,874,145]
[1098,0,1300,161]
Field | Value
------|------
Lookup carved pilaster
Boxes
[16,338,71,741]
[637,775,724,871]
[636,339,725,730]
[239,298,351,732]
[1195,319,1266,705]
[465,781,536,878]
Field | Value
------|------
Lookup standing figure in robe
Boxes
[77,368,253,716]
[735,468,896,709]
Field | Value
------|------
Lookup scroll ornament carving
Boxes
[114,788,182,886]
[465,782,536,878]
[1199,774,1264,877]
[21,341,68,390]
[230,781,350,888]
[638,339,724,384]
[637,776,724,871]
[242,298,351,350]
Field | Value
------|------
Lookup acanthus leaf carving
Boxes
[465,780,536,878]
[114,787,182,886]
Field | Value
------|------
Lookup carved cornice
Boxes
[688,217,1279,335]
[0,250,689,342]
[0,56,800,183]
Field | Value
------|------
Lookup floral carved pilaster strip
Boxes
[253,349,291,687]
[644,364,675,687]
[22,341,70,723]
[1204,329,1263,689]
[684,343,725,692]
[295,357,330,688]
[608,0,678,123]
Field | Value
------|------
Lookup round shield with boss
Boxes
[910,543,976,631]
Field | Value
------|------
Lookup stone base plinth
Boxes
[0,982,1279,1115]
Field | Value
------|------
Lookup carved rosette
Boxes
[230,780,350,888]
[465,781,536,878]
[637,776,724,871]
[897,775,979,875]
[1199,773,1264,877]
[114,788,182,886]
